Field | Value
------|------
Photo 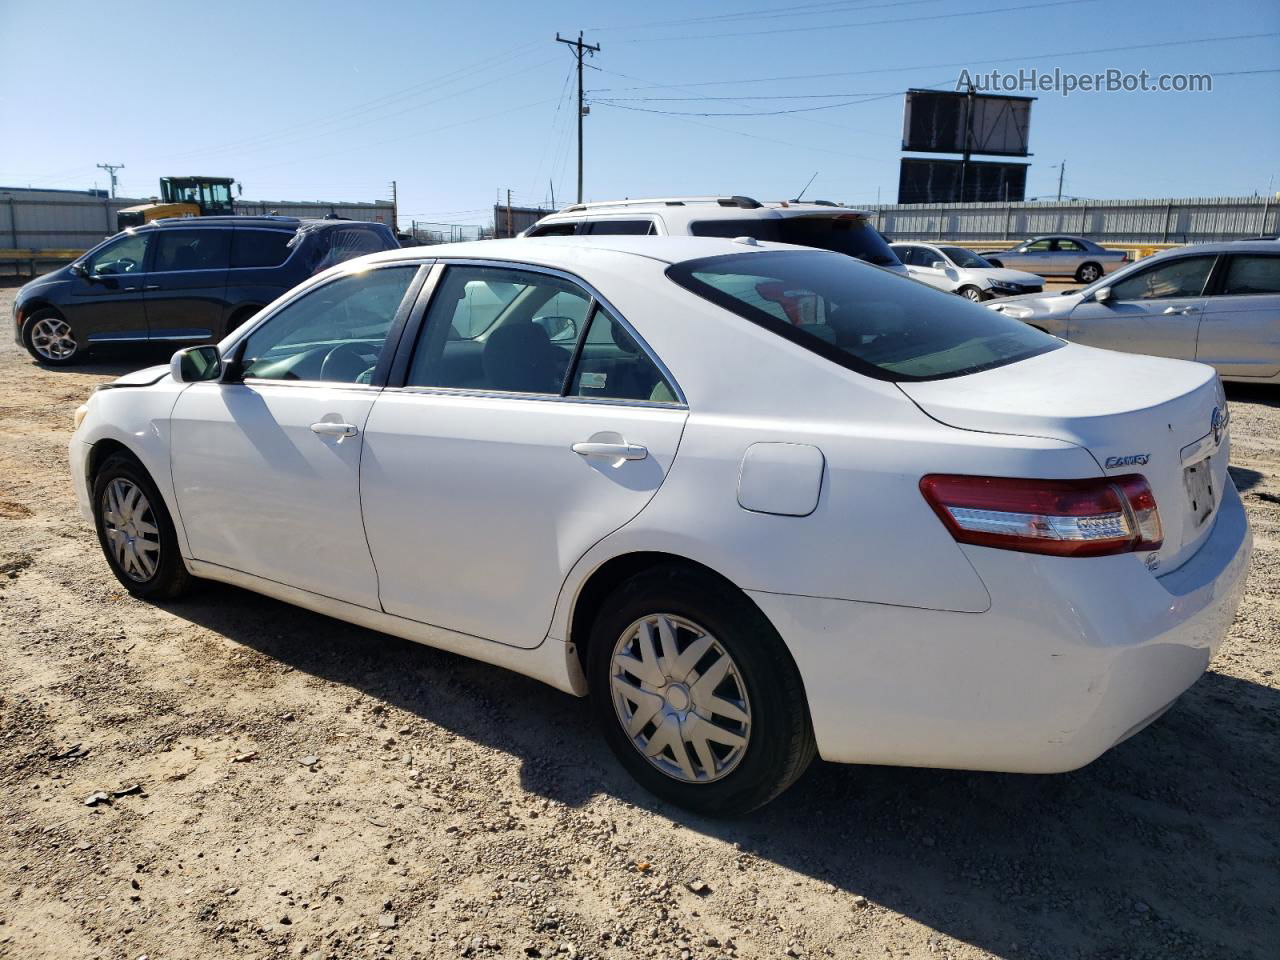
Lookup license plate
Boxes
[1184,456,1215,527]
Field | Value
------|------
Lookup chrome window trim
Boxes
[384,382,686,411]
[238,379,383,394]
[416,257,687,406]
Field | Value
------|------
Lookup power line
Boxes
[622,0,1101,43]
[589,0,945,32]
[592,31,1280,89]
[593,90,905,117]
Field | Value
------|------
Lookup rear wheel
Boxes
[22,309,80,365]
[587,564,816,816]
[958,285,986,302]
[1076,262,1102,283]
[92,454,192,600]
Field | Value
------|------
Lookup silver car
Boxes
[987,240,1280,383]
[979,235,1130,283]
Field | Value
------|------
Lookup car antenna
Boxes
[793,171,819,203]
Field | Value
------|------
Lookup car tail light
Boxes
[919,474,1163,557]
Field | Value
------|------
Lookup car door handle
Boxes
[571,441,648,461]
[1162,306,1195,315]
[143,284,161,291]
[310,422,359,440]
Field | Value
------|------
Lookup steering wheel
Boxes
[116,257,139,273]
[319,342,372,383]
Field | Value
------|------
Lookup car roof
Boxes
[358,235,817,269]
[534,197,873,224]
[140,216,386,230]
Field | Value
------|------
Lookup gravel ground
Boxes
[0,282,1276,960]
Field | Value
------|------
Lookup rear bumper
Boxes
[750,481,1251,773]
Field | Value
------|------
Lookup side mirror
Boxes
[1094,286,1112,304]
[70,263,89,279]
[931,261,948,270]
[534,315,578,341]
[170,345,222,383]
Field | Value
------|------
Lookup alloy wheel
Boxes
[962,287,983,301]
[29,316,78,361]
[101,478,161,582]
[1079,264,1101,282]
[609,613,752,783]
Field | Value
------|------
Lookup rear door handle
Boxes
[310,422,358,441]
[572,441,648,461]
[143,284,161,291]
[1162,306,1195,315]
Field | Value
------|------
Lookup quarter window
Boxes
[231,229,294,268]
[239,266,417,383]
[84,232,151,276]
[583,220,656,235]
[1109,256,1215,301]
[153,229,231,272]
[1221,255,1280,295]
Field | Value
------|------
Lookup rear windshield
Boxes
[690,215,900,267]
[666,250,1061,381]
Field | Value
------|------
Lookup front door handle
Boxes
[572,441,648,461]
[143,284,161,291]
[1162,305,1195,315]
[310,421,358,441]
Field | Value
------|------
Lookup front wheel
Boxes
[1076,262,1102,283]
[22,309,81,365]
[92,454,193,600]
[958,285,986,302]
[587,565,816,816]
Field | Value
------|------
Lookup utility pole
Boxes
[506,188,513,238]
[556,31,600,204]
[389,180,398,232]
[1056,161,1066,202]
[96,163,124,198]
[958,82,975,203]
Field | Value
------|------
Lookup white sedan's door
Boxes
[360,263,687,649]
[1066,254,1216,360]
[170,264,422,608]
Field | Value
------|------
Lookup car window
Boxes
[84,232,151,276]
[1109,256,1215,301]
[1024,240,1052,252]
[1221,255,1280,295]
[1057,239,1085,252]
[231,229,294,268]
[239,266,417,383]
[893,246,917,266]
[527,222,580,237]
[583,220,656,235]
[569,307,678,403]
[153,229,231,272]
[939,246,991,268]
[690,216,900,267]
[667,249,1061,382]
[297,225,398,276]
[407,265,590,394]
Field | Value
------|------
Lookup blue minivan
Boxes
[12,216,399,365]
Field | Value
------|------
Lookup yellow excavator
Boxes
[115,176,236,231]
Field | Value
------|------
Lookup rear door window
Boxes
[153,229,231,272]
[583,220,656,235]
[667,249,1060,382]
[1220,255,1280,295]
[231,229,294,268]
[527,222,580,237]
[690,216,899,267]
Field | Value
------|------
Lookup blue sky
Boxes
[1,0,1277,228]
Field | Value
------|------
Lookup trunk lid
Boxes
[899,343,1229,573]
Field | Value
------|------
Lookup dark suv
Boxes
[13,216,399,365]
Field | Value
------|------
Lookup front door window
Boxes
[84,233,150,277]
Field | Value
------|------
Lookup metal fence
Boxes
[866,195,1279,244]
[1,185,396,258]
[407,221,488,245]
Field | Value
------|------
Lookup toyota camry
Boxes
[70,236,1252,815]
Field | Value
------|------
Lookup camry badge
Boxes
[1105,454,1150,468]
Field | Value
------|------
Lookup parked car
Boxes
[979,235,1129,283]
[13,216,399,365]
[71,236,1250,815]
[988,240,1280,383]
[523,195,908,275]
[891,241,1043,300]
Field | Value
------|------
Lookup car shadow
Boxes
[160,582,1278,959]
[1225,382,1280,410]
[20,343,178,379]
[1229,465,1266,493]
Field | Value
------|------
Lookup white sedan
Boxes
[71,236,1251,815]
[891,241,1044,300]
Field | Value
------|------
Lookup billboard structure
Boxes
[897,158,1028,205]
[898,88,1034,203]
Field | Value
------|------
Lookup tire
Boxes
[587,564,816,816]
[92,453,193,600]
[21,308,81,365]
[1076,262,1102,283]
[958,285,986,302]
[985,259,1003,269]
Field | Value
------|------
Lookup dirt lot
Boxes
[0,282,1276,960]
